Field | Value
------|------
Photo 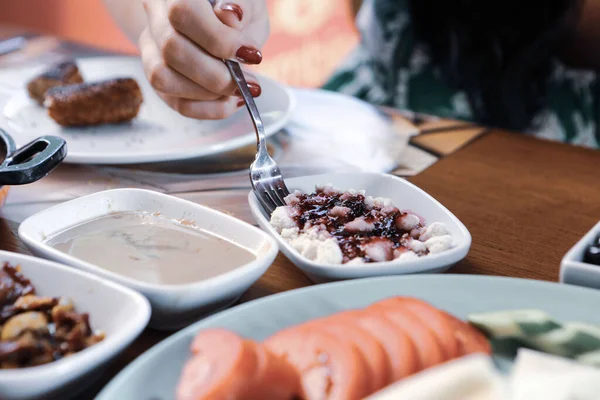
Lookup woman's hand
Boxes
[139,0,269,119]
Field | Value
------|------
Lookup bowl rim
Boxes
[248,172,472,275]
[18,188,280,295]
[0,250,151,380]
[560,220,600,281]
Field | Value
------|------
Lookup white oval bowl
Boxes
[0,250,150,400]
[560,220,600,289]
[19,189,279,330]
[249,172,471,282]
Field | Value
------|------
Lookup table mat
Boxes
[411,127,488,156]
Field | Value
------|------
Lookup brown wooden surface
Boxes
[1,129,599,397]
[410,127,487,156]
[410,130,600,281]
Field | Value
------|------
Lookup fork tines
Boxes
[251,173,290,215]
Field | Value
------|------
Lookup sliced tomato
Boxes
[265,327,369,400]
[245,340,304,399]
[336,309,419,382]
[445,313,493,356]
[177,329,258,400]
[304,314,391,393]
[369,304,446,370]
[376,297,460,360]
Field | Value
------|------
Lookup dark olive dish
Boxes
[584,234,600,266]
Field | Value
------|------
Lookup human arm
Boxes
[102,0,147,45]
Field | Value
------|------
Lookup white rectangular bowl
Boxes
[560,220,600,288]
[248,172,471,282]
[19,189,279,330]
[0,250,150,400]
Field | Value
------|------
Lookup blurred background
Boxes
[0,0,360,88]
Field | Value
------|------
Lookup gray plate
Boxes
[97,275,600,399]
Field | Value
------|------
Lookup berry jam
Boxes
[286,188,424,263]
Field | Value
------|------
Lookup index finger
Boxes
[167,0,262,64]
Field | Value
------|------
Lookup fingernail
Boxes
[237,97,245,107]
[236,46,262,64]
[247,82,261,97]
[234,83,262,97]
[220,3,243,21]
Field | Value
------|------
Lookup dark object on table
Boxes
[593,233,600,247]
[0,128,66,186]
[0,263,104,369]
[44,77,144,127]
[26,60,84,105]
[584,239,600,265]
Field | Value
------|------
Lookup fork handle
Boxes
[225,60,268,156]
[209,0,267,157]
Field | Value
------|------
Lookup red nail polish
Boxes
[234,83,261,97]
[247,82,261,97]
[236,46,262,65]
[220,3,243,21]
[237,98,245,107]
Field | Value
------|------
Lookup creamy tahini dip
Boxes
[46,211,255,285]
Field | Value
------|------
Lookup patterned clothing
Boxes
[323,0,600,149]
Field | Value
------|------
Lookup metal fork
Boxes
[224,60,290,215]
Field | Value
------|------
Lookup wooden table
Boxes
[1,127,599,397]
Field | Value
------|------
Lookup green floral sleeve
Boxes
[323,0,600,149]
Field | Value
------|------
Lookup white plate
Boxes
[560,220,600,288]
[95,274,600,399]
[18,189,279,330]
[2,56,294,164]
[248,172,471,282]
[0,250,150,400]
[283,88,418,173]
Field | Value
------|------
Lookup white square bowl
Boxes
[560,220,600,288]
[248,172,471,282]
[18,189,279,330]
[0,250,150,400]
